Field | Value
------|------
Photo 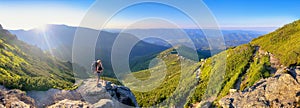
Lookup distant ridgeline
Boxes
[10,26,265,78]
[0,24,77,91]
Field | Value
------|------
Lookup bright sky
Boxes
[0,0,299,30]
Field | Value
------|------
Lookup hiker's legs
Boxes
[101,72,103,83]
[97,72,101,84]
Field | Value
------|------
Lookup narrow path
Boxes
[234,46,259,90]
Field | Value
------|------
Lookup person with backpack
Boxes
[94,59,104,85]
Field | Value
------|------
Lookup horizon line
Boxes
[5,23,279,32]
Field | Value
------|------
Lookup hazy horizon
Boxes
[6,23,278,33]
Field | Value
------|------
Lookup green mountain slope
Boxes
[124,47,201,107]
[187,20,300,107]
[129,20,300,107]
[0,25,76,91]
[251,20,300,66]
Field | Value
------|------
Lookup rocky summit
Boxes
[219,67,300,108]
[77,79,138,108]
[0,79,138,108]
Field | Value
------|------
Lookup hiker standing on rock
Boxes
[95,60,104,85]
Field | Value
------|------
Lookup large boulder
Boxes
[103,81,138,107]
[115,86,138,107]
[93,99,114,108]
[77,79,138,107]
[27,88,82,108]
[46,99,92,108]
[77,79,111,104]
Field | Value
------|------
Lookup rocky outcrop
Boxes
[219,67,300,108]
[0,24,3,30]
[27,88,82,107]
[0,86,35,108]
[26,79,138,108]
[93,99,114,108]
[47,99,92,108]
[0,78,138,108]
[78,79,111,104]
[78,79,138,108]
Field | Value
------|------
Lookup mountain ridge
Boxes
[190,19,300,107]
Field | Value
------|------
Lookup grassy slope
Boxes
[125,48,200,107]
[130,20,300,107]
[0,28,76,91]
[186,44,255,106]
[251,20,300,66]
[188,20,300,106]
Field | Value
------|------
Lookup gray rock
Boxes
[219,98,234,108]
[78,79,111,104]
[115,86,138,107]
[219,72,300,108]
[27,88,62,107]
[105,81,113,90]
[47,99,92,108]
[0,89,35,108]
[0,85,6,90]
[93,99,114,108]
[0,24,2,29]
[2,78,139,108]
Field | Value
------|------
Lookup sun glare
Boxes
[37,25,48,32]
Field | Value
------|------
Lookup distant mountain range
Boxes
[10,25,267,51]
[122,29,267,48]
[9,25,267,77]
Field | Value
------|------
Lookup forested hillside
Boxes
[0,25,76,91]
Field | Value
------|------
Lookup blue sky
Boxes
[0,0,299,30]
[204,0,300,27]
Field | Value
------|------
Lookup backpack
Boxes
[91,61,97,72]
